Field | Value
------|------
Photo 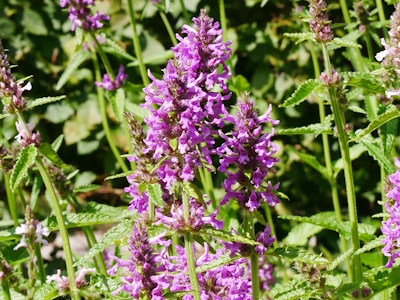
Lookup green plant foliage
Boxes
[195,253,242,273]
[91,275,131,299]
[32,285,58,300]
[341,72,386,94]
[27,95,66,110]
[56,49,91,90]
[198,228,259,245]
[326,248,353,271]
[269,246,329,264]
[329,37,362,49]
[73,184,101,193]
[283,32,314,44]
[10,144,37,192]
[276,115,334,137]
[147,182,164,208]
[39,143,70,170]
[286,145,329,179]
[280,79,320,107]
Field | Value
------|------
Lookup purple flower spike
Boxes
[60,0,110,32]
[217,93,280,211]
[381,157,400,268]
[96,65,128,91]
[142,9,232,189]
[255,224,275,255]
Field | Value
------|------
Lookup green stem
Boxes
[339,0,351,25]
[308,37,352,279]
[249,211,259,300]
[321,43,362,282]
[127,0,149,86]
[0,262,11,300]
[375,0,389,40]
[159,11,178,46]
[182,191,200,300]
[35,245,46,284]
[17,186,26,210]
[84,226,107,275]
[179,0,190,24]
[4,173,18,227]
[35,157,78,299]
[93,55,129,173]
[365,31,375,64]
[204,168,216,208]
[90,32,115,81]
[219,0,228,42]
[381,165,389,300]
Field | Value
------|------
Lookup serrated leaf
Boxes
[51,134,64,152]
[198,227,259,245]
[46,212,124,231]
[1,244,29,266]
[91,274,131,299]
[105,171,135,180]
[351,133,396,174]
[270,246,329,264]
[104,37,136,61]
[182,182,206,207]
[284,212,336,246]
[27,95,66,110]
[347,105,367,114]
[73,184,100,193]
[284,32,314,44]
[334,282,366,297]
[287,145,329,179]
[280,215,376,241]
[138,182,146,195]
[352,105,400,141]
[10,144,37,191]
[33,284,58,300]
[74,219,133,267]
[382,117,398,156]
[0,113,10,120]
[353,236,383,256]
[276,116,334,137]
[30,175,42,211]
[56,50,91,90]
[0,289,25,300]
[326,247,353,271]
[85,202,134,218]
[147,183,164,208]
[253,209,267,226]
[280,79,320,107]
[268,275,306,298]
[106,89,125,122]
[195,253,243,273]
[0,229,17,242]
[341,71,385,94]
[39,143,70,170]
[329,37,362,49]
[363,264,400,294]
[333,143,366,171]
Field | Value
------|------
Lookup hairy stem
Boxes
[179,0,190,24]
[127,0,149,86]
[375,0,389,40]
[90,32,115,81]
[92,54,129,173]
[219,0,227,42]
[249,211,259,300]
[35,245,46,284]
[182,190,200,300]
[159,11,178,46]
[322,44,362,282]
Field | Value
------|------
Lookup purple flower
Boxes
[15,121,41,148]
[217,93,280,211]
[96,65,128,90]
[170,243,252,299]
[245,257,274,291]
[142,10,232,189]
[60,0,109,31]
[309,0,334,43]
[47,267,95,292]
[381,157,400,267]
[14,219,50,250]
[107,216,173,298]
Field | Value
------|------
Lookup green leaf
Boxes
[73,184,100,193]
[51,134,64,152]
[287,145,329,180]
[127,50,174,66]
[381,116,398,156]
[30,175,42,211]
[39,143,70,170]
[328,37,361,49]
[74,219,133,267]
[27,95,66,110]
[364,264,400,295]
[280,79,320,107]
[269,246,329,264]
[105,171,135,180]
[75,26,84,45]
[0,229,17,242]
[84,202,134,219]
[253,209,267,226]
[276,115,334,137]
[10,144,37,192]
[353,236,383,256]
[326,247,353,271]
[198,227,259,245]
[22,8,47,35]
[284,212,336,246]
[107,88,125,122]
[268,275,307,298]
[182,182,207,207]
[231,74,251,93]
[333,143,366,171]
[0,289,25,300]
[280,215,376,242]
[56,50,91,90]
[147,183,164,208]
[46,212,125,231]
[347,105,367,115]
[334,282,366,297]
[0,113,10,120]
[350,133,396,174]
[33,284,58,300]
[284,32,314,44]
[44,103,74,124]
[1,244,29,266]
[352,105,400,141]
[91,274,131,299]
[195,253,242,273]
[341,72,385,94]
[104,37,136,61]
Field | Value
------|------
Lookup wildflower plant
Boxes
[4,0,400,299]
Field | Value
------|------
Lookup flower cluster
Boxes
[309,0,334,43]
[375,3,400,99]
[107,216,173,298]
[0,41,30,113]
[96,65,128,91]
[15,121,41,148]
[60,0,109,31]
[319,69,341,86]
[217,93,280,212]
[381,157,400,267]
[142,9,232,188]
[170,243,252,299]
[47,267,96,292]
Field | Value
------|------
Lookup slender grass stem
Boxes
[159,11,178,46]
[321,43,362,282]
[375,0,389,40]
[90,32,115,81]
[249,211,259,300]
[35,245,46,284]
[17,186,26,209]
[4,173,18,227]
[219,0,227,42]
[92,54,129,173]
[127,0,149,86]
[179,0,190,24]
[182,190,200,300]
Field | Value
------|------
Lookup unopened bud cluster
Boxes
[354,2,370,33]
[309,0,334,43]
[319,69,341,86]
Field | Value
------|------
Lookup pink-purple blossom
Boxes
[15,121,41,148]
[14,219,50,250]
[95,65,128,91]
